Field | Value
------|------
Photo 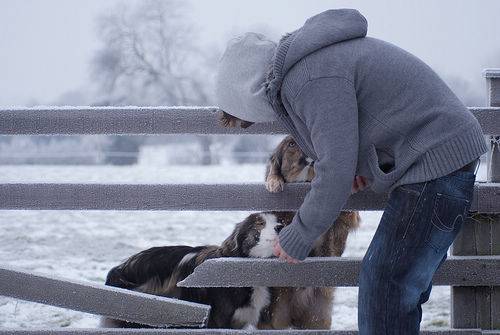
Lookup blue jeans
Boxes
[358,168,476,334]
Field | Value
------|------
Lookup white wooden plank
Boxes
[177,256,500,288]
[0,107,498,135]
[0,107,286,135]
[0,329,486,334]
[0,266,209,327]
[0,183,498,213]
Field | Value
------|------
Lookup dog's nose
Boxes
[275,224,284,233]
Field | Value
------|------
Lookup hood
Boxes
[274,9,367,79]
[215,9,368,123]
[266,9,368,112]
[215,32,278,123]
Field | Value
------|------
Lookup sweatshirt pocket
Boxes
[367,144,410,192]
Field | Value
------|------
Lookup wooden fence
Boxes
[0,69,499,334]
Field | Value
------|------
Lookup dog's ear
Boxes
[218,111,254,129]
[265,140,287,192]
[219,111,237,128]
[220,222,241,256]
[265,143,284,180]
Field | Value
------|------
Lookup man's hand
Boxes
[272,176,366,264]
[352,175,368,194]
[273,239,300,264]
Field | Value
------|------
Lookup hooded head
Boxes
[215,9,368,124]
[215,32,277,123]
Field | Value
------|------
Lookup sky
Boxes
[0,0,499,106]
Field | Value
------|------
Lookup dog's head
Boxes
[221,211,294,258]
[267,135,315,184]
[219,111,255,129]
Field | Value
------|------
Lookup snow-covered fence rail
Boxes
[0,106,286,135]
[0,69,499,333]
[0,183,499,212]
[0,330,490,335]
[177,256,500,287]
[0,106,499,135]
[0,266,210,328]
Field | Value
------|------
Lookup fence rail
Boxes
[177,256,500,288]
[0,329,494,335]
[0,106,499,135]
[0,266,209,328]
[0,107,284,135]
[0,182,499,212]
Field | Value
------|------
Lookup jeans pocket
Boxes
[426,193,469,252]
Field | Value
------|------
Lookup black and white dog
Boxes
[102,211,294,329]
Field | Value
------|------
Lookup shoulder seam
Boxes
[284,58,312,100]
[291,75,354,103]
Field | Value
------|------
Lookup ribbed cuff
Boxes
[278,218,313,261]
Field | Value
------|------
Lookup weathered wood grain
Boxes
[0,266,210,328]
[0,107,498,135]
[0,183,498,212]
[177,256,500,288]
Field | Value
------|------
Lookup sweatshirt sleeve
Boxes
[278,76,359,260]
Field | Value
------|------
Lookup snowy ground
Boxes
[0,162,488,329]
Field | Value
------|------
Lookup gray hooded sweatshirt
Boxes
[216,9,488,260]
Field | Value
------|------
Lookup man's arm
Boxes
[278,76,359,261]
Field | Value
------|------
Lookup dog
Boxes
[102,211,295,329]
[265,135,315,193]
[218,115,360,329]
[258,135,360,329]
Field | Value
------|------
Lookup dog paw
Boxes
[266,176,285,193]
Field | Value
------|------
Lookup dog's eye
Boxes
[288,142,296,147]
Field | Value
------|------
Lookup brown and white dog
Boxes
[259,135,361,330]
[102,211,295,329]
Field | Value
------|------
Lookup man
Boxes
[215,9,488,334]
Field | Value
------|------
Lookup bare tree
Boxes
[91,0,220,164]
[92,0,214,106]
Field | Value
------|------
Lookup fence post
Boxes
[451,69,500,330]
[485,69,500,181]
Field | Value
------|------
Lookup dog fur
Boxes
[102,211,295,329]
[259,135,360,330]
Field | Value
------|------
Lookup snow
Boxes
[0,162,488,329]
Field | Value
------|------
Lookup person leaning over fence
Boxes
[214,9,488,335]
